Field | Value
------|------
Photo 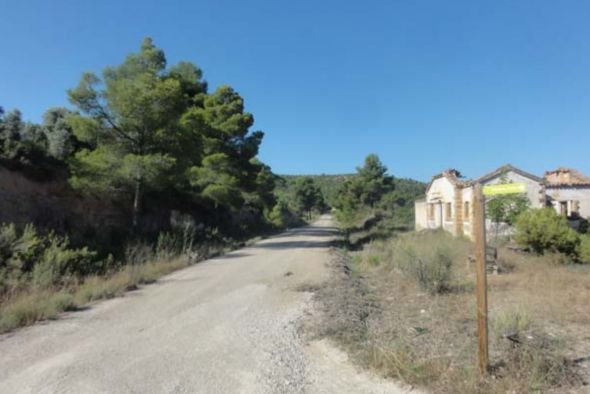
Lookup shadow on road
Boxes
[253,240,334,250]
[252,224,340,250]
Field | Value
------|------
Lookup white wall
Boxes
[481,171,544,208]
[425,177,456,232]
[415,200,427,230]
[546,187,590,218]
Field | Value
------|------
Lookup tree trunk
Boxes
[132,177,142,231]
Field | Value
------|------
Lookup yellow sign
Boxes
[483,182,527,196]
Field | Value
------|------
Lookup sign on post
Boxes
[474,181,527,376]
[483,182,526,196]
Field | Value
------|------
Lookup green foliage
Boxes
[0,38,287,332]
[70,146,175,194]
[486,176,530,225]
[32,235,96,289]
[42,108,80,160]
[577,235,590,263]
[0,108,50,166]
[278,174,354,207]
[514,208,580,256]
[67,38,188,226]
[292,177,326,219]
[332,154,424,230]
[487,194,529,225]
[356,154,394,207]
[334,154,393,213]
[66,37,274,229]
[0,223,97,294]
[0,109,25,159]
[189,153,242,209]
[268,199,300,228]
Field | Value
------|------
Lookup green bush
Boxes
[32,235,96,289]
[0,223,98,295]
[514,209,580,256]
[577,235,590,264]
[268,200,299,228]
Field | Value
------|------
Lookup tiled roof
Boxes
[544,168,590,187]
[425,168,468,193]
[472,164,544,184]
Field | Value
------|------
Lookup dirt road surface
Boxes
[0,215,412,394]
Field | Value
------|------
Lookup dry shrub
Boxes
[392,230,471,294]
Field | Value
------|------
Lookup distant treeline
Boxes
[279,161,426,231]
[278,174,355,207]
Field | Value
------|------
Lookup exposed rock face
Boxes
[0,165,128,235]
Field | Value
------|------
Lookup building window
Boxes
[559,201,568,216]
[427,204,435,220]
[558,200,580,217]
[464,201,470,221]
[571,200,580,216]
[445,202,452,221]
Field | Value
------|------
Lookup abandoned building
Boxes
[544,167,590,219]
[415,164,590,239]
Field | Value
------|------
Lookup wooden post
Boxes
[473,183,489,376]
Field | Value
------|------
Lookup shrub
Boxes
[577,235,590,264]
[124,241,153,265]
[0,224,43,294]
[32,234,96,289]
[155,232,182,261]
[514,208,580,256]
[268,200,300,228]
[0,223,98,295]
[393,231,467,294]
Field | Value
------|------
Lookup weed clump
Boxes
[393,231,469,294]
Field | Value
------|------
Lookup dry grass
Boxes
[311,231,589,393]
[0,257,190,334]
[0,290,76,333]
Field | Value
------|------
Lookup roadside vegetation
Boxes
[0,38,327,333]
[0,221,235,333]
[316,232,587,393]
[331,154,425,248]
[314,156,590,393]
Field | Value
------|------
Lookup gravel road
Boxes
[0,215,412,394]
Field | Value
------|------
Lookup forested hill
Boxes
[278,174,425,208]
[278,174,355,207]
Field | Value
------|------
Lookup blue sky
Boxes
[1,0,589,181]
